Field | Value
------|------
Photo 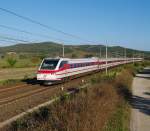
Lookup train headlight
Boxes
[44,75,47,79]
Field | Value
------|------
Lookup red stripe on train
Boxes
[38,67,66,74]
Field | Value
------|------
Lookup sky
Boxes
[0,0,150,51]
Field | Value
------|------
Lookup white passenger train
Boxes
[37,57,142,84]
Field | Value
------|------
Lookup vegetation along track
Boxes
[0,70,98,106]
[0,67,125,122]
[0,70,98,122]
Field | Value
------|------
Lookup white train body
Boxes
[37,57,142,83]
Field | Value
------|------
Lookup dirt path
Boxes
[130,74,150,131]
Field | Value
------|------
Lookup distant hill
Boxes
[0,42,149,58]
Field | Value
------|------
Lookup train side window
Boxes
[75,64,77,68]
[70,64,73,68]
[71,64,74,68]
[76,64,78,68]
[59,61,68,68]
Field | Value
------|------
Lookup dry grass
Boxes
[104,69,134,131]
[0,67,36,82]
[4,66,136,131]
[5,83,119,131]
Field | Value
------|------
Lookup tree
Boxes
[7,58,17,67]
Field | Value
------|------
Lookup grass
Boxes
[103,67,134,131]
[104,101,130,131]
[2,62,148,131]
[0,67,36,83]
[0,58,40,68]
[4,64,137,131]
[0,79,21,86]
[5,83,118,131]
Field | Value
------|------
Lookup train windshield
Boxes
[40,59,59,70]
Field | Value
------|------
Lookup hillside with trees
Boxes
[0,42,149,58]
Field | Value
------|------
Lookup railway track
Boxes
[0,77,86,110]
[0,65,122,107]
[0,84,29,94]
[0,85,52,106]
[0,69,100,107]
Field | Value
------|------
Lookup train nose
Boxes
[37,73,56,80]
[37,74,48,80]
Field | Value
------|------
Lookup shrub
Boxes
[115,69,133,101]
[2,79,19,86]
[90,72,116,84]
[33,107,50,121]
[7,58,17,67]
[11,119,28,131]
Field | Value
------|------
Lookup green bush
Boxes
[7,58,17,67]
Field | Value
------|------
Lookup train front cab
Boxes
[37,58,70,85]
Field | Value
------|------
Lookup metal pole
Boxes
[133,52,134,64]
[99,46,101,58]
[124,47,126,64]
[98,45,101,70]
[106,43,108,75]
[62,43,64,58]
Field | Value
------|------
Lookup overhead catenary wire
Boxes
[0,24,75,44]
[0,35,34,43]
[0,7,137,59]
[0,7,98,44]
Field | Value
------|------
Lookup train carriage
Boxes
[37,57,142,85]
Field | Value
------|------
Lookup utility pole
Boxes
[62,43,64,58]
[106,43,108,75]
[98,45,101,70]
[124,47,126,64]
[99,46,101,58]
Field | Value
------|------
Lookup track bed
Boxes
[0,75,90,122]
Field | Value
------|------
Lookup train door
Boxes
[59,61,68,79]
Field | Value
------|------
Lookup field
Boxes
[0,67,36,82]
[0,56,39,84]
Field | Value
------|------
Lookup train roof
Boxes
[43,57,142,63]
